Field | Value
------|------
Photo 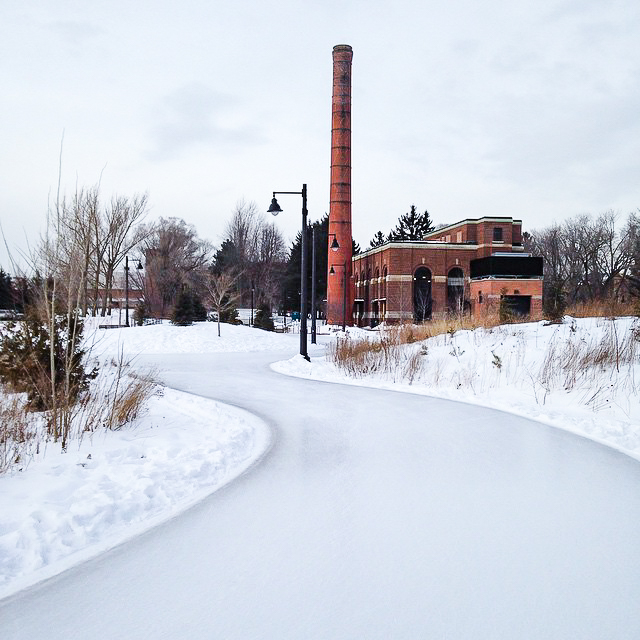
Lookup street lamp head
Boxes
[136,260,144,270]
[268,196,282,216]
[329,234,340,252]
[329,265,336,275]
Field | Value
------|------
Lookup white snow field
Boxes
[1,319,640,639]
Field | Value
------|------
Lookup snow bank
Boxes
[0,321,277,598]
[87,319,298,356]
[274,316,640,460]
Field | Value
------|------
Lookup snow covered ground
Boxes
[275,316,640,460]
[1,316,639,603]
[0,321,287,597]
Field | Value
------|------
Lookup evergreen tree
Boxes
[368,231,387,249]
[390,205,435,241]
[283,214,329,315]
[171,290,195,325]
[253,303,275,331]
[211,239,240,276]
[219,303,239,324]
[0,269,16,310]
[192,292,207,321]
[0,310,96,411]
[543,279,567,323]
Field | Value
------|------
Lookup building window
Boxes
[447,267,464,313]
[493,227,503,242]
[413,267,432,322]
[478,291,483,304]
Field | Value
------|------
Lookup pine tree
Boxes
[283,214,329,314]
[253,303,275,331]
[211,239,239,276]
[390,205,435,241]
[171,290,195,325]
[0,310,96,411]
[192,292,207,321]
[0,269,16,310]
[368,231,387,249]
[543,280,567,323]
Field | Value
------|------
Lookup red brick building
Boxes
[351,216,543,326]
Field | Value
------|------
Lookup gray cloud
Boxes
[50,20,105,47]
[146,83,266,161]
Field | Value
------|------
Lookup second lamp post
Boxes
[268,184,309,361]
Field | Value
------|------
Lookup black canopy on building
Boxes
[470,255,543,279]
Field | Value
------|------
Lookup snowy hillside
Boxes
[275,316,640,459]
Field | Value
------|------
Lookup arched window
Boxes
[447,267,464,314]
[364,268,371,324]
[382,266,388,299]
[413,267,432,322]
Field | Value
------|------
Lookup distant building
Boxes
[351,216,543,326]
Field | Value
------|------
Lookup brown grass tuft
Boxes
[565,299,638,319]
[0,392,37,473]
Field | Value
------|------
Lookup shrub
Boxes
[253,303,275,331]
[192,293,207,321]
[543,280,567,323]
[171,290,195,325]
[219,305,240,324]
[0,309,97,412]
[171,290,207,325]
[133,301,148,326]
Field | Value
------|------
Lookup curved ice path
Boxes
[3,347,640,639]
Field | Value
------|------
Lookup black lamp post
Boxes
[268,184,309,361]
[250,281,255,327]
[124,255,144,327]
[329,261,347,332]
[311,226,317,344]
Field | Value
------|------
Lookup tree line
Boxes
[525,210,640,315]
[3,191,638,326]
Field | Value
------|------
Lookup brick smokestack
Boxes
[327,44,353,327]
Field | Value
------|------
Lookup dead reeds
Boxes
[0,349,158,474]
[565,299,638,319]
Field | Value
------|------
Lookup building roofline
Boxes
[424,217,522,239]
[355,240,487,260]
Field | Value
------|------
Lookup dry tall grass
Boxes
[0,350,158,474]
[329,330,423,383]
[565,299,638,318]
[330,314,640,414]
[539,319,639,397]
[0,393,36,473]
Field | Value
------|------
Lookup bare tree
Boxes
[220,200,287,308]
[142,217,213,317]
[202,269,241,337]
[528,211,640,308]
[99,193,150,316]
[593,210,637,299]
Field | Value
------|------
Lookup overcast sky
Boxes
[1,0,639,270]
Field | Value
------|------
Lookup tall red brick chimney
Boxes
[327,44,353,327]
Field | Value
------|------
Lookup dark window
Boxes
[413,267,432,322]
[493,227,503,241]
